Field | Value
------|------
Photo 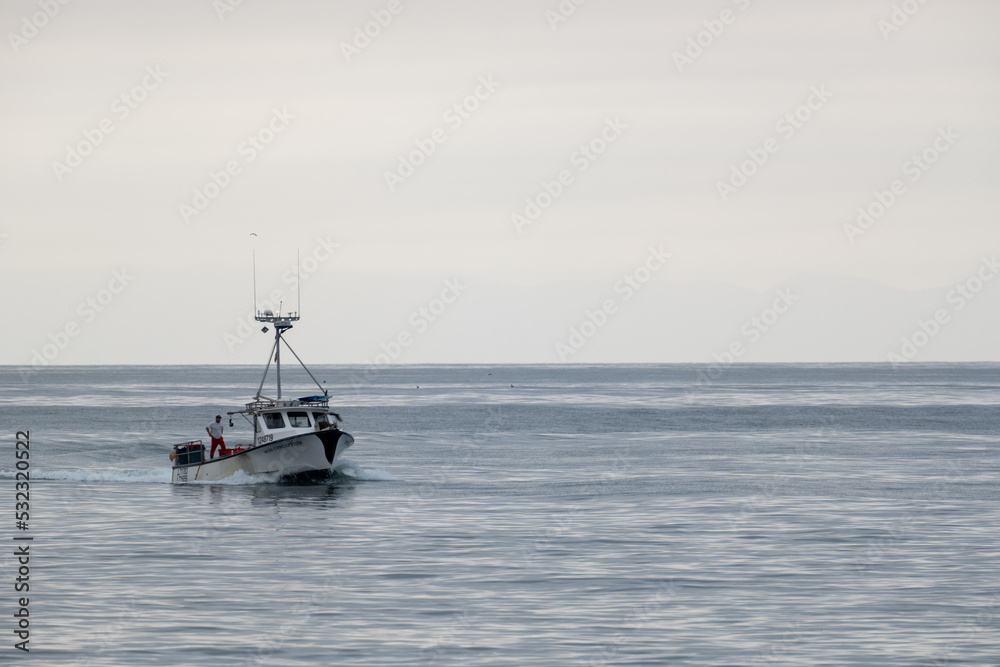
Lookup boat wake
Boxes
[0,468,172,483]
[0,461,394,485]
[333,459,395,481]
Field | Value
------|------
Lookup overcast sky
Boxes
[2,0,999,366]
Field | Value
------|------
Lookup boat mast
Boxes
[251,252,325,403]
[275,316,282,400]
[254,335,277,400]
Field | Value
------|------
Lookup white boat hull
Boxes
[171,430,354,483]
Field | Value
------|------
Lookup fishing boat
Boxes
[170,271,354,483]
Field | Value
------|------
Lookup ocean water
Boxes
[1,363,998,666]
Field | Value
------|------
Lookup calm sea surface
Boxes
[1,364,998,666]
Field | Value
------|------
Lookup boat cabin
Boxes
[251,406,339,447]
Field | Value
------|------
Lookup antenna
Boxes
[297,250,301,318]
[248,252,317,403]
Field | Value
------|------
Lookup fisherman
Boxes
[206,415,225,458]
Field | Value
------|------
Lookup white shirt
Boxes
[207,421,224,439]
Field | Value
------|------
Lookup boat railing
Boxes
[170,440,205,466]
[237,398,331,412]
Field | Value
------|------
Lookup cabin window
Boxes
[287,411,311,428]
[313,412,333,429]
[262,412,285,430]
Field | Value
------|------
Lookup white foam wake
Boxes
[0,468,172,483]
[334,460,395,481]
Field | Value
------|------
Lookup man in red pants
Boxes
[206,415,225,458]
